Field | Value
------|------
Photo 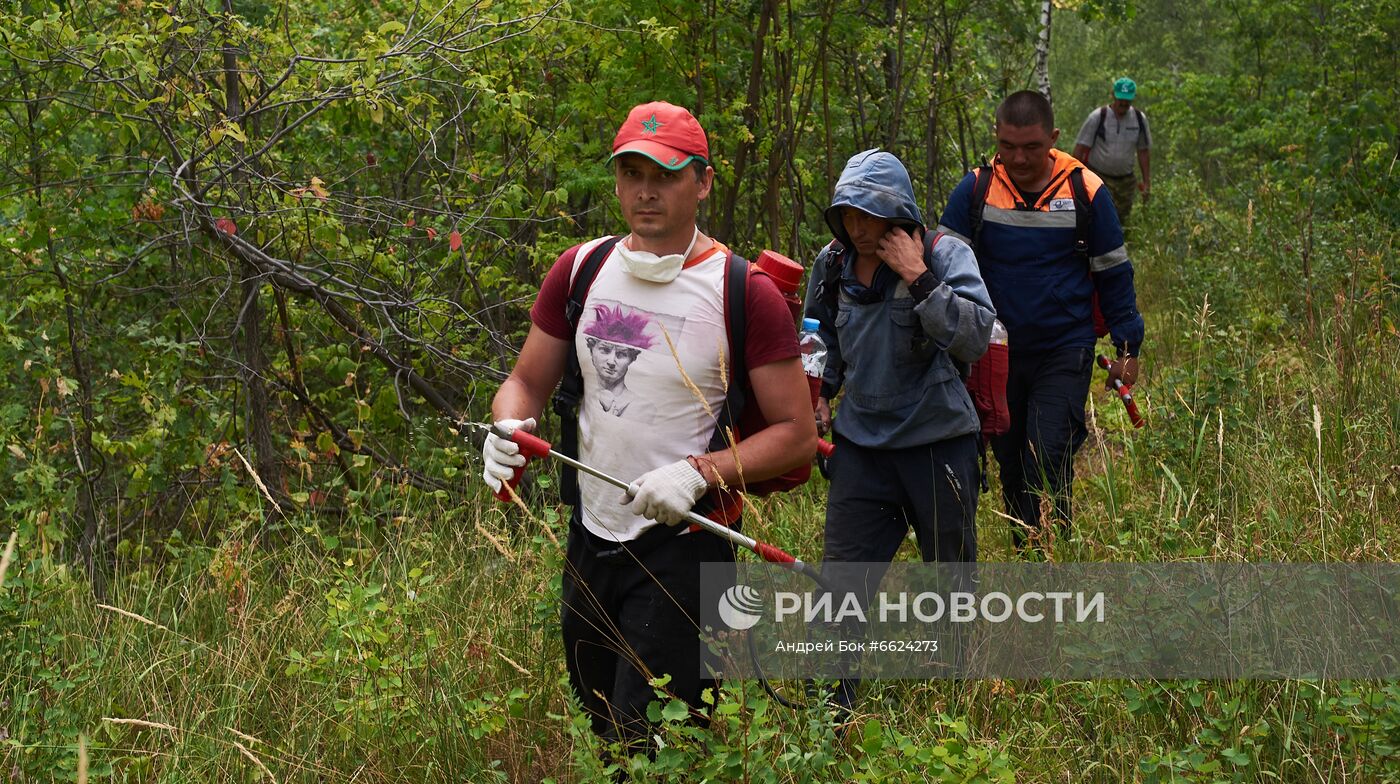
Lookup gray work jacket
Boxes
[803,235,995,450]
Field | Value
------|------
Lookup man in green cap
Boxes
[1073,77,1152,223]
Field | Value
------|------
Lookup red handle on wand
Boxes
[493,428,554,501]
[481,422,835,590]
[1096,354,1145,429]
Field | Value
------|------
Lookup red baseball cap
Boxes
[608,101,710,171]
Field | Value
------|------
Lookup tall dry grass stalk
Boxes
[227,727,266,747]
[501,480,560,546]
[474,521,519,563]
[234,446,285,516]
[233,740,279,782]
[97,603,173,633]
[659,322,743,493]
[658,323,715,420]
[0,528,17,589]
[497,649,532,677]
[1313,401,1327,553]
[102,717,178,732]
[77,734,88,784]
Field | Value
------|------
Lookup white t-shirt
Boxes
[568,237,733,542]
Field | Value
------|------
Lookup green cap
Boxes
[1113,77,1137,101]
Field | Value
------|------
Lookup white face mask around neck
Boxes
[617,228,700,283]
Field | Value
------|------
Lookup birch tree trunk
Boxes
[1035,0,1054,104]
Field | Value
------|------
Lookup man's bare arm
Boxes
[1072,143,1092,163]
[491,325,572,423]
[694,357,817,487]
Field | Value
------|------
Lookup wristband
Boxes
[908,271,939,303]
[686,454,720,488]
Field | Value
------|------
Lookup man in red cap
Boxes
[484,101,815,755]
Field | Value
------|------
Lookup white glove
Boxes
[482,417,536,493]
[622,459,710,526]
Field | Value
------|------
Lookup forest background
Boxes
[1,0,1397,780]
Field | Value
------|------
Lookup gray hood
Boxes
[824,149,925,247]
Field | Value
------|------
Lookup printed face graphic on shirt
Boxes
[579,300,686,424]
[586,338,640,386]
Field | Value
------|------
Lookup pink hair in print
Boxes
[583,304,655,350]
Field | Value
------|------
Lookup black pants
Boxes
[821,431,980,580]
[990,345,1093,550]
[560,512,736,753]
[817,433,980,699]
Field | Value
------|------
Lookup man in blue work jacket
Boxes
[938,90,1144,552]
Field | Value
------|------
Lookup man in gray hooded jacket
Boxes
[804,150,994,706]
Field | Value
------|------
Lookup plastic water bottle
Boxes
[990,318,1008,347]
[799,318,827,405]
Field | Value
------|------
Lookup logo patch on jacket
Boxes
[1048,198,1076,212]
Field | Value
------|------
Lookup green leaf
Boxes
[861,720,884,754]
[660,699,689,722]
[378,21,406,37]
[1221,747,1251,766]
[222,122,247,143]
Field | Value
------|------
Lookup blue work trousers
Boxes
[990,345,1093,550]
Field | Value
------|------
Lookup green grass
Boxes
[3,173,1399,781]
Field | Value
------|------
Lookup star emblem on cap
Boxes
[641,114,662,134]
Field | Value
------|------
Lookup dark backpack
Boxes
[967,162,1109,338]
[1095,105,1146,144]
[551,237,811,508]
[813,231,1010,442]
